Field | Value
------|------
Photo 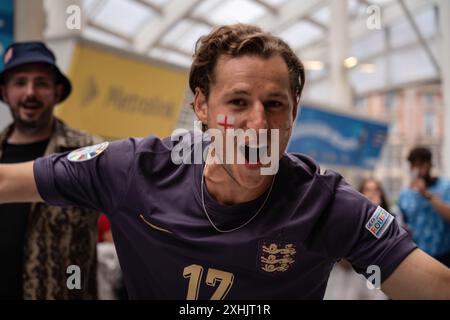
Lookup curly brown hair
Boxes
[189,24,305,106]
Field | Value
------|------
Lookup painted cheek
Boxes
[216,114,236,131]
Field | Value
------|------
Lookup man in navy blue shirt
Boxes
[1,24,450,299]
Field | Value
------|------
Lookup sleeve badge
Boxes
[365,206,394,239]
[67,141,109,162]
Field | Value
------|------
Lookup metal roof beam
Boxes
[252,0,278,14]
[133,0,202,54]
[132,0,163,15]
[86,20,133,43]
[258,0,327,32]
[187,16,214,28]
[397,0,440,74]
[303,16,328,31]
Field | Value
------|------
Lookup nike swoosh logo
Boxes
[139,214,173,234]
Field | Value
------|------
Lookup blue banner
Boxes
[288,105,389,169]
[0,0,14,69]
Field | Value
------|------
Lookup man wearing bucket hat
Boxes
[0,42,100,299]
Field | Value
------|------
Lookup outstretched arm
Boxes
[0,161,42,203]
[382,248,450,299]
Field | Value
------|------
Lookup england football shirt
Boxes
[34,132,416,299]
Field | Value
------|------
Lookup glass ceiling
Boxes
[80,0,441,98]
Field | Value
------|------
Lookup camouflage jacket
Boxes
[0,118,101,299]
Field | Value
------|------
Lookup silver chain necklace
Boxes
[200,162,276,233]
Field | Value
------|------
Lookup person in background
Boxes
[98,213,113,243]
[324,178,391,300]
[0,42,100,299]
[359,177,406,227]
[398,146,450,268]
[359,178,390,210]
[97,214,127,300]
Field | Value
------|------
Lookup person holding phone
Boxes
[399,146,450,267]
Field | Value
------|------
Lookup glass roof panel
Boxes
[350,57,386,94]
[348,0,367,18]
[390,17,416,49]
[303,79,331,104]
[77,0,438,97]
[351,30,385,60]
[306,68,328,82]
[311,6,330,25]
[91,0,156,38]
[191,0,222,17]
[279,21,324,49]
[160,19,212,54]
[389,5,437,49]
[193,0,269,25]
[415,5,438,37]
[389,47,437,84]
[83,0,100,12]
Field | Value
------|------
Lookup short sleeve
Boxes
[323,181,417,283]
[33,138,138,215]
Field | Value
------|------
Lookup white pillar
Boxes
[439,0,450,177]
[42,0,84,74]
[14,0,45,41]
[329,0,353,110]
[43,0,85,39]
